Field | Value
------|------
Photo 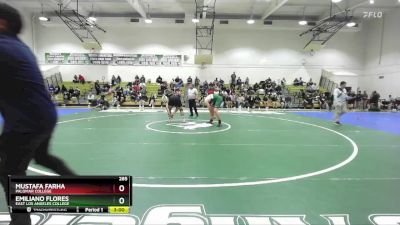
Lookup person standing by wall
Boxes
[362,90,369,111]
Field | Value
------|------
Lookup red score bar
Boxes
[32,183,130,194]
[9,176,132,195]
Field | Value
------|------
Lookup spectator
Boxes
[156,75,163,84]
[195,76,200,87]
[94,80,101,95]
[370,91,380,111]
[160,81,168,94]
[139,82,147,94]
[304,94,313,108]
[68,87,74,96]
[306,79,313,87]
[245,77,249,86]
[135,75,140,83]
[174,77,184,90]
[236,77,242,87]
[276,85,282,95]
[149,94,156,109]
[299,77,304,86]
[61,84,68,93]
[307,83,318,93]
[73,75,79,83]
[63,91,71,104]
[140,75,146,83]
[229,93,237,108]
[319,93,329,110]
[132,83,141,95]
[237,94,245,110]
[219,78,224,87]
[246,95,255,111]
[362,90,369,110]
[388,94,395,110]
[263,95,269,109]
[111,75,116,86]
[73,87,81,104]
[347,91,356,109]
[271,93,279,109]
[78,74,85,84]
[116,75,122,84]
[88,92,97,106]
[355,91,363,110]
[257,87,265,95]
[255,94,261,109]
[112,87,125,107]
[187,76,193,84]
[139,92,147,111]
[111,94,120,108]
[231,72,236,85]
[54,85,60,95]
[101,82,110,93]
[293,78,299,86]
[281,78,286,87]
[284,96,292,109]
[97,95,110,110]
[254,83,260,90]
[48,85,55,95]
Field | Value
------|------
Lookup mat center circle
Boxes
[146,119,232,134]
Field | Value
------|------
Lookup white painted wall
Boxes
[323,70,359,91]
[359,9,400,98]
[34,21,365,85]
[16,9,34,50]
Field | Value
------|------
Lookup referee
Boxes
[187,83,199,117]
[0,4,75,224]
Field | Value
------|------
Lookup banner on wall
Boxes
[45,53,182,66]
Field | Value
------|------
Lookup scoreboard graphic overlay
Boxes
[8,176,132,214]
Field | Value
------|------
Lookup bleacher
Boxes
[51,74,331,109]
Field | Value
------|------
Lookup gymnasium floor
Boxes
[1,108,400,224]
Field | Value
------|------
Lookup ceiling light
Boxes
[298,20,307,26]
[346,21,356,27]
[192,18,200,23]
[369,0,374,4]
[145,18,153,24]
[39,16,49,21]
[38,3,49,22]
[247,19,255,24]
[88,16,97,22]
[332,0,342,3]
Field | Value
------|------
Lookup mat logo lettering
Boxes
[166,121,213,130]
[0,205,399,224]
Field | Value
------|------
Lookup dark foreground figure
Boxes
[0,3,75,224]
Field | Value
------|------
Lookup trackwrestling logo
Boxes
[0,205,398,225]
